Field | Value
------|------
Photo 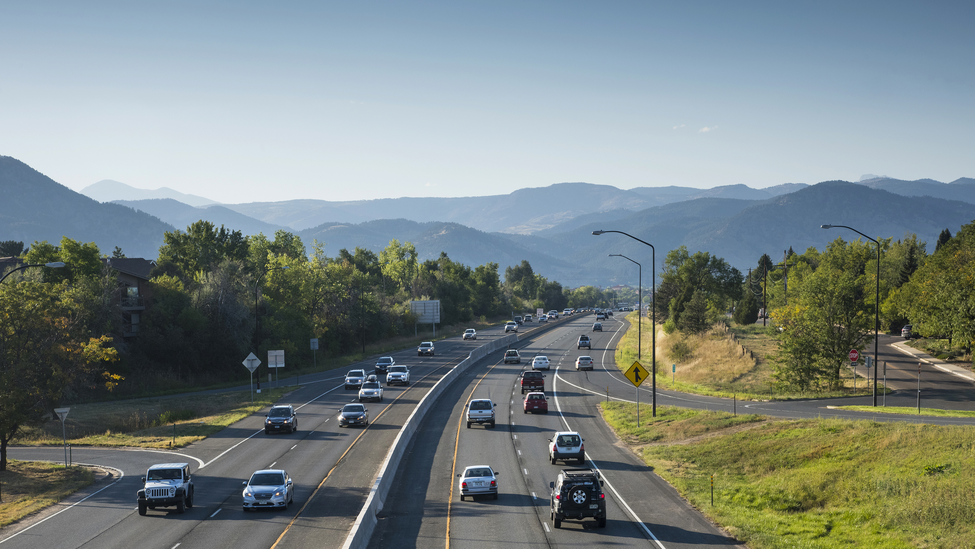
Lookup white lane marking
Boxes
[172,544,181,549]
[543,523,551,532]
[290,444,297,450]
[513,435,518,440]
[532,491,537,499]
[201,384,344,469]
[517,450,522,456]
[209,509,221,518]
[553,363,668,548]
[523,468,528,475]
[0,463,124,545]
[269,461,277,468]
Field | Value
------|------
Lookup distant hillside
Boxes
[226,182,660,234]
[297,219,576,281]
[115,199,288,236]
[553,181,975,287]
[857,177,975,204]
[0,157,173,259]
[82,179,219,207]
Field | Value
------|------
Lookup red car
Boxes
[523,392,548,414]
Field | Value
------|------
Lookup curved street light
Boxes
[593,230,656,417]
[821,224,880,406]
[608,254,641,360]
[0,262,67,284]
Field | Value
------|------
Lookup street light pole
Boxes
[821,224,881,406]
[609,253,642,426]
[593,230,656,417]
[0,262,67,284]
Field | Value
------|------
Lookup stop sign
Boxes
[848,349,860,362]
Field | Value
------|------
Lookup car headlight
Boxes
[274,490,284,497]
[244,489,253,497]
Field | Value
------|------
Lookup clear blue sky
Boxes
[2,1,972,203]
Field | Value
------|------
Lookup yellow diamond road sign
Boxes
[624,361,648,387]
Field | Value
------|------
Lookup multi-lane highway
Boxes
[5,312,975,549]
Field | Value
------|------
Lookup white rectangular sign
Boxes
[268,349,285,368]
[410,300,441,323]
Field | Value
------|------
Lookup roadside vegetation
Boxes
[614,311,869,401]
[600,402,975,549]
[0,461,94,528]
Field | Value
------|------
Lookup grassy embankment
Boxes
[0,461,94,528]
[611,312,868,401]
[600,402,975,548]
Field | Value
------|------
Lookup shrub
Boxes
[663,319,677,334]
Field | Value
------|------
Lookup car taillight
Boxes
[462,482,467,488]
[580,443,585,452]
[600,493,605,499]
[555,494,560,500]
[490,480,496,487]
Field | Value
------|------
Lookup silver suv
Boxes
[386,365,410,386]
[549,431,585,464]
[138,463,194,515]
[466,398,496,429]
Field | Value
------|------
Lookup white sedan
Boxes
[242,469,294,511]
[531,356,550,371]
[457,465,499,501]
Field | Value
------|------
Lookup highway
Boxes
[5,313,975,548]
[2,322,536,549]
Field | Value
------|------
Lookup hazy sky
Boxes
[2,1,972,203]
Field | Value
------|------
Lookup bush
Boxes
[670,337,692,362]
[662,319,677,334]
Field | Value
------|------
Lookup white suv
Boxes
[549,431,585,464]
[137,463,194,515]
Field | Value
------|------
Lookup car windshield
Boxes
[361,382,380,389]
[348,370,365,377]
[470,400,491,410]
[465,468,492,478]
[579,356,592,361]
[466,330,475,333]
[557,434,581,446]
[268,408,292,417]
[506,351,517,356]
[343,404,365,413]
[250,473,284,486]
[377,358,393,365]
[147,469,181,481]
[534,357,547,363]
[390,366,407,373]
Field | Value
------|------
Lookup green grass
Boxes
[16,387,289,449]
[0,460,94,528]
[833,405,975,418]
[600,402,975,548]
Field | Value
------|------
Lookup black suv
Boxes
[550,468,606,529]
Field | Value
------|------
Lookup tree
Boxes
[157,221,248,280]
[677,290,709,334]
[733,284,759,325]
[0,241,25,257]
[935,228,952,252]
[0,280,119,470]
[660,246,742,325]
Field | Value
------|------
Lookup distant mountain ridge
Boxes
[4,155,974,289]
[82,179,219,207]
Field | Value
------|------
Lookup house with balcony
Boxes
[103,257,156,337]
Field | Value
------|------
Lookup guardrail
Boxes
[341,314,581,549]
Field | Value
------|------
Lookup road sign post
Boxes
[54,408,69,467]
[268,350,285,387]
[624,361,648,427]
[242,353,261,402]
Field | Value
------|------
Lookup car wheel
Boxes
[523,409,527,414]
[598,517,607,528]
[459,495,464,501]
[186,488,194,508]
[554,517,561,528]
[466,422,471,429]
[489,422,496,428]
[551,456,557,465]
[493,493,498,500]
[386,382,390,386]
[570,488,588,505]
[138,502,147,516]
[176,495,186,514]
[265,429,271,435]
[242,506,250,512]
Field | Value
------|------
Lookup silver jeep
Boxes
[137,463,194,515]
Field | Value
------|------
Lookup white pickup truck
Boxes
[466,398,496,429]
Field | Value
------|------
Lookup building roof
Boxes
[103,258,156,280]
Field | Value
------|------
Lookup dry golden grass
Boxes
[0,460,94,528]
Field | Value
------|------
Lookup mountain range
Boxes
[4,154,975,287]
